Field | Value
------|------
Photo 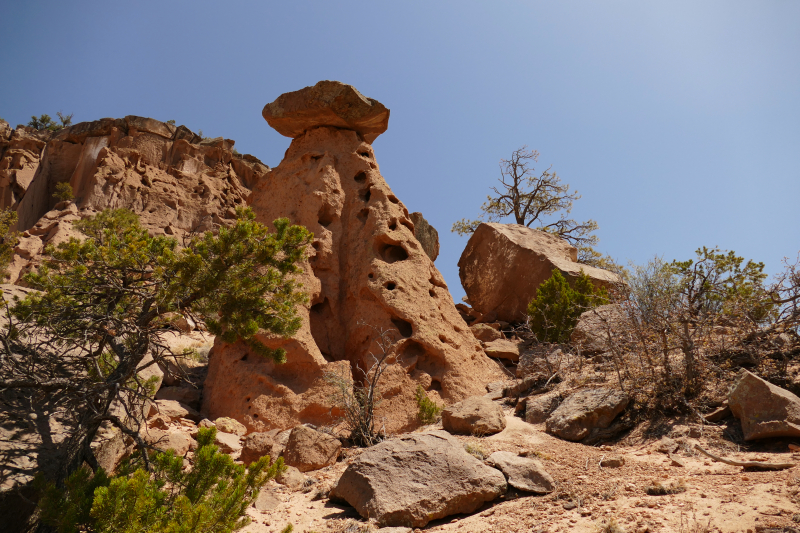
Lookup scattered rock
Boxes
[282,425,341,472]
[253,489,280,511]
[470,323,504,343]
[703,403,732,423]
[262,80,390,144]
[143,429,196,455]
[525,391,563,424]
[409,212,439,261]
[155,386,201,408]
[545,388,629,441]
[214,431,243,454]
[656,437,680,455]
[151,399,201,422]
[599,456,625,468]
[330,431,507,527]
[570,304,627,355]
[442,396,506,436]
[729,369,800,440]
[458,223,619,323]
[214,417,247,436]
[276,465,307,490]
[486,451,555,493]
[241,431,285,465]
[483,338,521,362]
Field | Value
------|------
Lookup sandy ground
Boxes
[242,411,800,533]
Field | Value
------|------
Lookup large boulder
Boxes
[204,83,504,434]
[570,304,627,355]
[729,369,800,440]
[486,451,555,493]
[240,430,285,465]
[545,388,628,441]
[483,338,520,362]
[458,223,619,323]
[282,425,341,472]
[409,212,439,261]
[329,431,507,527]
[441,395,506,435]
[262,80,390,144]
[525,391,563,424]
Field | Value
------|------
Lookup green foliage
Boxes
[28,112,73,131]
[280,525,294,533]
[39,427,283,533]
[0,208,19,279]
[53,182,74,202]
[527,269,609,343]
[166,119,176,125]
[415,385,442,424]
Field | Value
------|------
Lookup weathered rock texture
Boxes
[203,84,504,434]
[570,304,627,355]
[329,431,507,527]
[486,451,555,493]
[282,425,341,472]
[729,369,800,440]
[409,212,439,261]
[458,223,619,323]
[441,395,506,435]
[262,80,390,144]
[545,388,628,442]
[0,116,270,284]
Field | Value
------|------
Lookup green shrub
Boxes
[53,182,74,202]
[527,269,608,343]
[38,427,283,533]
[0,208,19,279]
[415,385,442,424]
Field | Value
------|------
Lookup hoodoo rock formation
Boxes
[458,222,619,323]
[203,81,505,433]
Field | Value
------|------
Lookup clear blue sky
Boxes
[2,1,798,301]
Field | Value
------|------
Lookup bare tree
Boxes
[452,146,604,263]
[325,322,397,447]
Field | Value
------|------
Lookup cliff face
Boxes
[0,116,270,283]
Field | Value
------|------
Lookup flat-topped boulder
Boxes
[262,80,390,143]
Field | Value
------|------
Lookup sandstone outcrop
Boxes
[458,223,619,323]
[486,451,555,493]
[0,116,270,284]
[203,83,504,434]
[262,80,390,144]
[729,369,800,440]
[545,388,628,441]
[329,431,507,527]
[441,395,506,435]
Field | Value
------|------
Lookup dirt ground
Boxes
[242,410,800,533]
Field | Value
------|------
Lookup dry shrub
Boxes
[645,478,686,495]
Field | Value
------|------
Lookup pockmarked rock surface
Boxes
[729,369,800,440]
[486,451,555,493]
[441,395,506,435]
[570,304,627,355]
[458,223,619,323]
[329,431,507,527]
[262,80,390,144]
[204,82,504,434]
[282,425,341,472]
[546,388,628,441]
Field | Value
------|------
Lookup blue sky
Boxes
[2,1,798,301]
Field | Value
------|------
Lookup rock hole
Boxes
[358,151,372,159]
[368,272,374,279]
[253,414,259,419]
[389,221,397,231]
[311,154,322,161]
[400,220,414,232]
[429,289,436,297]
[369,162,377,169]
[311,241,321,250]
[354,171,367,182]
[318,204,336,227]
[359,187,371,202]
[246,397,251,402]
[357,208,370,223]
[388,194,399,204]
[377,242,409,263]
[438,334,447,343]
[240,354,248,361]
[429,379,442,392]
[385,282,396,291]
[391,317,413,338]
